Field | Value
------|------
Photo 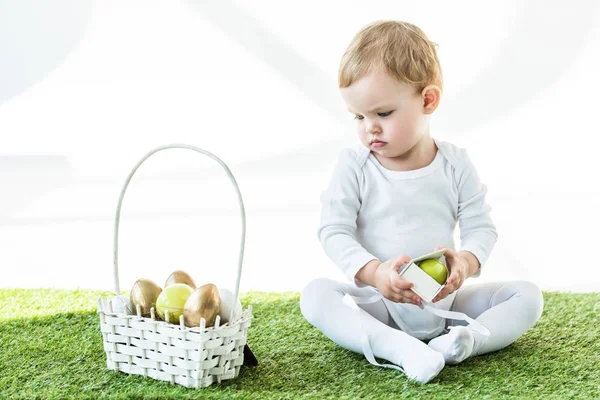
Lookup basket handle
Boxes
[113,144,246,323]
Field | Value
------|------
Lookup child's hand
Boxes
[374,256,422,306]
[432,246,468,303]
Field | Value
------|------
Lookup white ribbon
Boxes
[342,293,406,373]
[342,292,490,371]
[418,303,490,336]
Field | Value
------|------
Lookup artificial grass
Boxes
[0,289,598,399]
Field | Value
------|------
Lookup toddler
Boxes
[300,20,544,384]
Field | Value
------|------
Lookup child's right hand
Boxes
[374,256,421,306]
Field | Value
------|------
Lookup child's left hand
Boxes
[431,246,468,303]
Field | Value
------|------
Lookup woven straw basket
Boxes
[97,144,253,389]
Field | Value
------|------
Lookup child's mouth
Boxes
[371,141,386,148]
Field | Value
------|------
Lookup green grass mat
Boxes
[0,289,598,399]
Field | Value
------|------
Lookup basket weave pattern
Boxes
[98,298,252,388]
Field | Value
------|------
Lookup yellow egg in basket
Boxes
[155,283,193,323]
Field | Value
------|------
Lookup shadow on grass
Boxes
[0,292,598,399]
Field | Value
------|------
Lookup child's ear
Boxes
[421,85,441,114]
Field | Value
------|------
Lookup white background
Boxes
[1,1,599,294]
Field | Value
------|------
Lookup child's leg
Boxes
[300,278,444,383]
[427,280,543,364]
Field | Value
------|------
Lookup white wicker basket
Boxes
[97,144,253,389]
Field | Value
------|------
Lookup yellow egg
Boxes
[164,270,196,289]
[156,283,194,323]
[129,278,162,317]
[183,283,221,327]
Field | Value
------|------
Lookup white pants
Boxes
[300,278,544,360]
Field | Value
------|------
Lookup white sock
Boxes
[427,326,474,365]
[398,347,445,384]
[368,323,445,384]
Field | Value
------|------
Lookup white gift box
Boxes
[398,249,449,303]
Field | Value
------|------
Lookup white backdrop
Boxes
[1,1,599,294]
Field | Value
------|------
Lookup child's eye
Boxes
[354,115,364,120]
[378,111,394,117]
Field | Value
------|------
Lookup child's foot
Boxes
[400,348,445,384]
[427,326,474,365]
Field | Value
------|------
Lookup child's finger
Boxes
[444,247,458,259]
[402,290,421,303]
[435,284,452,301]
[393,291,420,305]
[390,275,414,290]
[391,255,411,272]
[433,289,448,303]
[436,245,456,258]
[445,260,458,278]
[447,270,458,285]
[438,280,458,300]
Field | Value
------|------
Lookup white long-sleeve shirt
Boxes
[318,138,498,339]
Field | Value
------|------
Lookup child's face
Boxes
[341,70,430,161]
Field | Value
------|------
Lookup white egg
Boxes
[111,295,134,315]
[218,287,242,323]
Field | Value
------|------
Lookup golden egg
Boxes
[183,283,221,327]
[164,270,196,289]
[129,278,162,317]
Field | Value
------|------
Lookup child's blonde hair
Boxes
[339,20,443,93]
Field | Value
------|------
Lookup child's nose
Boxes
[365,119,381,134]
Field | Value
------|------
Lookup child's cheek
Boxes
[358,129,369,143]
[387,120,408,140]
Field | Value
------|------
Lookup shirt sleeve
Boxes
[318,150,377,287]
[456,151,498,277]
